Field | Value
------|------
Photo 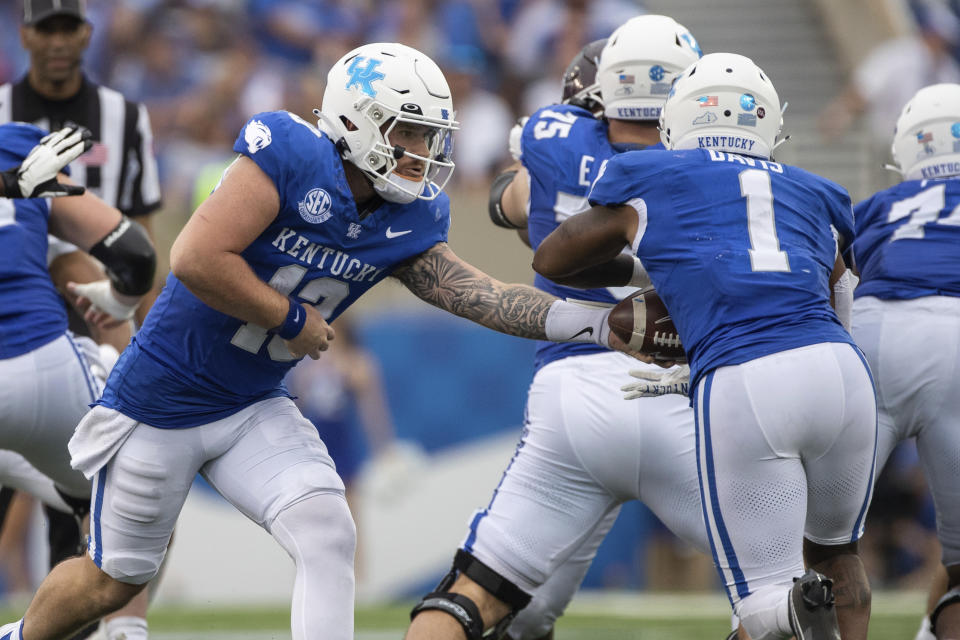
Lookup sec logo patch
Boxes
[298,188,333,224]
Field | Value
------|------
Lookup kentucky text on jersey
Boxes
[920,162,960,179]
[697,135,756,152]
[271,228,384,282]
[708,150,783,172]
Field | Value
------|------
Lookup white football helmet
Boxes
[660,52,782,158]
[317,43,458,203]
[891,83,960,180]
[598,14,702,121]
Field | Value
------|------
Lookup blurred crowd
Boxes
[0,0,642,214]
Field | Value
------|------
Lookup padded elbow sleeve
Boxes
[89,217,156,296]
[488,169,522,229]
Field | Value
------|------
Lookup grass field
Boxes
[1,591,925,639]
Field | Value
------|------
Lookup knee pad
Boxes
[96,552,160,585]
[930,585,960,635]
[410,549,532,639]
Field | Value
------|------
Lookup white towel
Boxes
[69,406,139,479]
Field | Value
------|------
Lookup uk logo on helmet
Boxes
[298,188,333,224]
[346,56,385,98]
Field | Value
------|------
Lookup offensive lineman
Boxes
[0,121,156,640]
[534,53,877,640]
[850,83,960,640]
[0,43,636,640]
[405,16,711,640]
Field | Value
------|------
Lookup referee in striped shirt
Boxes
[0,2,159,639]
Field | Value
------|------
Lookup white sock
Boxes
[0,620,23,640]
[104,616,148,640]
[735,584,793,640]
[915,615,936,640]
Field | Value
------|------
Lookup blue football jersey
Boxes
[0,122,68,358]
[522,103,654,370]
[99,111,451,428]
[853,177,960,299]
[589,148,854,389]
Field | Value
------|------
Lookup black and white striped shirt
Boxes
[0,74,162,217]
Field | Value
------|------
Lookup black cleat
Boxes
[788,569,841,639]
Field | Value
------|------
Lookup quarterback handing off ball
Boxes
[607,289,686,361]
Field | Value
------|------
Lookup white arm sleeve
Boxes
[544,300,611,346]
[833,269,856,332]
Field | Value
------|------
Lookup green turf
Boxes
[0,600,927,638]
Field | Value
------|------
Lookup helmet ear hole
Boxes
[339,116,359,132]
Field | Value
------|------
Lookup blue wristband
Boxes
[274,297,307,340]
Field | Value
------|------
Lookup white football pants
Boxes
[694,342,877,640]
[0,333,103,498]
[84,397,355,640]
[853,294,960,566]
[460,351,707,640]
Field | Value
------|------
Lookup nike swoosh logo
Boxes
[293,309,300,322]
[386,227,412,239]
[565,326,593,340]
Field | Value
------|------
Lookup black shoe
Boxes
[788,569,841,640]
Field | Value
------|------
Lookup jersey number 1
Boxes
[740,169,790,272]
[230,264,349,362]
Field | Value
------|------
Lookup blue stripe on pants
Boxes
[698,371,750,600]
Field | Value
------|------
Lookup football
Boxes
[607,289,686,361]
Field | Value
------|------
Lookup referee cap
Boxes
[23,0,87,26]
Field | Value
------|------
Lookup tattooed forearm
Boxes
[393,243,556,339]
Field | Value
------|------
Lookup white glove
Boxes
[1,126,91,198]
[621,364,690,399]
[67,280,140,324]
[508,117,528,161]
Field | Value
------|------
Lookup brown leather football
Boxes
[607,289,685,361]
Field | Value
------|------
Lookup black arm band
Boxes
[488,169,522,229]
[89,217,157,296]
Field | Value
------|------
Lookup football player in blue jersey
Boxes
[0,43,633,640]
[534,53,878,640]
[405,16,711,640]
[850,83,960,640]
[0,121,157,640]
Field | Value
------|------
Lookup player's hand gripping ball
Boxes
[607,288,685,362]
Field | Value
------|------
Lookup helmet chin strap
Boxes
[374,171,425,204]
